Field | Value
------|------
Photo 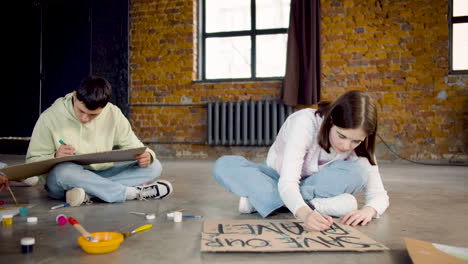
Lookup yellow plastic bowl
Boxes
[77,232,124,254]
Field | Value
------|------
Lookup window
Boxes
[200,0,290,81]
[449,0,468,74]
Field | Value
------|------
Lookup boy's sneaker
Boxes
[66,187,92,207]
[238,197,256,214]
[22,176,40,186]
[310,193,357,217]
[136,180,173,200]
[9,176,40,187]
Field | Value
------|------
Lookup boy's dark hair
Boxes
[76,76,112,110]
[315,90,378,165]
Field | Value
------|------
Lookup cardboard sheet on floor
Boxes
[0,147,146,181]
[201,219,388,252]
[404,237,468,264]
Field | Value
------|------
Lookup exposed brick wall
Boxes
[130,0,467,161]
[321,0,467,160]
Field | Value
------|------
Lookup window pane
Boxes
[453,23,468,70]
[256,34,287,77]
[454,0,468,17]
[256,0,290,29]
[206,36,251,79]
[206,0,250,33]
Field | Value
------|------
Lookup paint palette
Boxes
[77,232,124,254]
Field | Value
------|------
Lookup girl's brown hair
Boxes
[315,90,378,165]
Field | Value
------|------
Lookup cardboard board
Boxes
[201,219,389,252]
[0,147,146,181]
[404,237,468,264]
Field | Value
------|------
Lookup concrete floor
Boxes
[0,154,467,264]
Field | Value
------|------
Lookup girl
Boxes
[213,90,389,232]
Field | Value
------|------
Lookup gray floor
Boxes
[0,154,467,264]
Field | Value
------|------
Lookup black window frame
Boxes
[199,0,289,82]
[449,0,468,74]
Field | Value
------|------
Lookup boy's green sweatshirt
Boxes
[26,93,156,172]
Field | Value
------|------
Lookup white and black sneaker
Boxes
[9,176,40,187]
[66,187,93,207]
[136,180,173,200]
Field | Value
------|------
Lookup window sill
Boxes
[193,77,283,84]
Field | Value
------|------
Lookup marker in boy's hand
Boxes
[55,140,76,158]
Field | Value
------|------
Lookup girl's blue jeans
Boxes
[213,155,368,217]
[45,160,162,203]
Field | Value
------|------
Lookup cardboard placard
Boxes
[404,237,468,264]
[0,147,146,181]
[201,219,388,252]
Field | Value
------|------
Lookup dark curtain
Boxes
[281,0,321,106]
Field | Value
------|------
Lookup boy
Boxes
[26,76,172,206]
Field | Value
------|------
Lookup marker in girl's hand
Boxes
[305,200,332,225]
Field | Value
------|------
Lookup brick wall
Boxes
[129,0,467,161]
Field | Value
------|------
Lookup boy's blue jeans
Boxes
[45,160,162,203]
[213,155,368,217]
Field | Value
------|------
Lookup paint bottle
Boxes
[145,214,155,220]
[27,217,38,224]
[20,237,35,254]
[56,214,67,226]
[0,200,5,205]
[2,214,13,225]
[19,207,29,216]
[173,211,182,222]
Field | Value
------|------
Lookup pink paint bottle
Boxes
[56,214,67,226]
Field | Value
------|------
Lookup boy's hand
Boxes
[341,206,377,226]
[135,151,151,167]
[55,144,76,158]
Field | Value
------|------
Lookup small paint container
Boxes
[173,211,182,222]
[0,200,5,205]
[19,207,29,216]
[56,214,67,226]
[21,237,35,254]
[27,217,38,224]
[2,214,13,225]
[145,214,155,220]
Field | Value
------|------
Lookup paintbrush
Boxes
[68,217,99,242]
[7,187,18,205]
[122,224,153,238]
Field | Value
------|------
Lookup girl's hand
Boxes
[296,205,333,232]
[135,151,151,167]
[341,206,377,226]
